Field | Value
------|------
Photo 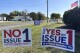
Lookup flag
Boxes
[71,1,78,8]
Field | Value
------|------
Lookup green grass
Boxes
[0,22,80,53]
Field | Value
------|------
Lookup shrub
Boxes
[63,7,80,30]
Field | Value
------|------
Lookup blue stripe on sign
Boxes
[43,28,45,34]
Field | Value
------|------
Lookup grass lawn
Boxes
[0,22,80,53]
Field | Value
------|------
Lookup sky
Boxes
[0,0,77,17]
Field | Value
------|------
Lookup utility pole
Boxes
[78,0,80,8]
[47,0,48,23]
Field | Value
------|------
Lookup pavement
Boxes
[0,21,34,30]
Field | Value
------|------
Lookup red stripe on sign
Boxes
[67,30,73,45]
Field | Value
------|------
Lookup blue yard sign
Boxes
[34,20,41,25]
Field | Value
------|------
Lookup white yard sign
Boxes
[41,28,75,52]
[2,28,32,47]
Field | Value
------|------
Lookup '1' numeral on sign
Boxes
[67,30,72,45]
[23,29,31,42]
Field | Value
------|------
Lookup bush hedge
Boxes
[63,7,80,30]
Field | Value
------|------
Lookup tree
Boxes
[41,14,46,20]
[51,13,56,19]
[55,14,61,19]
[21,10,28,20]
[37,12,46,20]
[21,11,26,16]
[7,15,13,21]
[10,10,21,16]
[63,7,80,30]
[63,7,78,26]
[29,12,38,20]
[51,13,61,22]
[37,12,42,20]
[51,13,60,19]
[0,13,8,17]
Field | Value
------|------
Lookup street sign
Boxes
[2,28,32,47]
[41,28,75,52]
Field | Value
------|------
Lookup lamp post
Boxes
[47,0,48,23]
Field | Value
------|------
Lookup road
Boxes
[0,21,34,30]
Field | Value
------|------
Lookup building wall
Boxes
[13,16,25,20]
[13,16,32,21]
[0,17,6,21]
